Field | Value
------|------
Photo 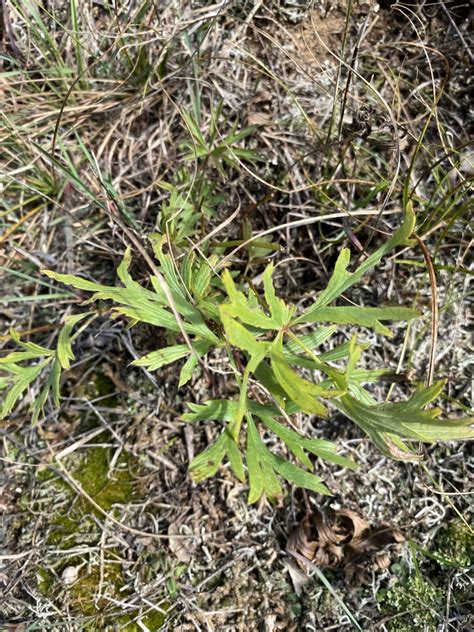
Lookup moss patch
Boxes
[45,446,137,548]
[37,554,171,629]
[68,563,123,617]
[435,519,473,568]
[380,519,473,631]
[117,605,170,631]
[382,574,443,632]
[33,444,171,625]
[74,446,136,511]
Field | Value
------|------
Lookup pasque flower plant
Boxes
[1,204,472,503]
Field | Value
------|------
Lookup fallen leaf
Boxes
[248,111,273,126]
[286,513,318,561]
[330,508,370,544]
[286,506,405,590]
[168,523,192,563]
[282,558,310,597]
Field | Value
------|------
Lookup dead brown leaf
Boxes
[286,507,405,589]
[168,523,193,563]
[282,558,310,597]
[330,508,370,544]
[286,513,318,561]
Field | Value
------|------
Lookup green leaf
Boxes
[188,432,228,482]
[299,248,351,316]
[336,388,474,445]
[178,354,198,387]
[345,336,363,381]
[183,398,301,426]
[188,428,243,483]
[284,326,337,354]
[262,264,293,326]
[220,306,269,362]
[46,254,220,344]
[186,401,337,500]
[258,412,357,470]
[401,380,445,410]
[49,357,62,406]
[183,399,238,423]
[221,269,277,329]
[31,357,62,424]
[366,429,421,461]
[284,339,371,370]
[0,315,90,421]
[220,305,270,439]
[246,421,264,503]
[0,360,49,419]
[294,205,416,322]
[43,269,107,294]
[193,256,217,299]
[56,313,89,369]
[149,236,188,300]
[282,327,355,370]
[225,124,257,144]
[296,305,419,336]
[132,344,190,371]
[116,248,141,289]
[348,368,393,383]
[0,350,51,363]
[178,340,212,387]
[227,435,245,482]
[253,360,289,404]
[5,330,54,358]
[133,339,211,385]
[237,349,270,441]
[181,110,207,146]
[247,415,282,503]
[246,415,330,503]
[265,451,331,495]
[270,335,335,417]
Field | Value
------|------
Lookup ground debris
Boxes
[286,507,405,587]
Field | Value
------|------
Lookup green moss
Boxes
[47,515,86,547]
[37,567,55,595]
[32,429,172,624]
[68,564,123,617]
[74,447,135,511]
[117,605,170,631]
[382,575,443,631]
[45,446,137,548]
[435,519,473,568]
[37,555,170,629]
[380,521,473,630]
[36,467,57,482]
[93,371,118,408]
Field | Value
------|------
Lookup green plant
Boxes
[382,573,444,632]
[0,313,94,423]
[2,205,472,502]
[379,523,473,631]
[157,169,225,246]
[434,519,473,568]
[180,102,260,176]
[411,519,474,570]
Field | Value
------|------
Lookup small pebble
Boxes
[61,566,79,586]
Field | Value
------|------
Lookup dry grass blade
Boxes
[414,234,439,387]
